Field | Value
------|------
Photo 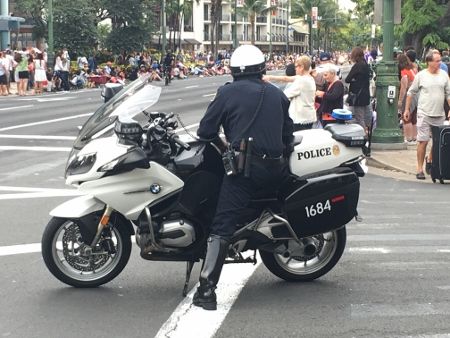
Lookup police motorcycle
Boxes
[41,74,368,296]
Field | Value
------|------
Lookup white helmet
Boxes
[230,45,266,77]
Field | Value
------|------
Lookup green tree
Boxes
[399,0,450,52]
[166,0,194,52]
[238,0,274,45]
[291,0,345,52]
[209,0,222,58]
[53,0,98,56]
[351,0,374,17]
[98,0,158,54]
[14,0,47,50]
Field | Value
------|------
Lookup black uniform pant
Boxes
[210,158,289,240]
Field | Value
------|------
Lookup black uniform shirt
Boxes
[345,61,371,106]
[197,77,294,158]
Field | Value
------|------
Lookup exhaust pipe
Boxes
[302,238,317,256]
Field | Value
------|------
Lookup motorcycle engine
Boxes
[158,219,196,247]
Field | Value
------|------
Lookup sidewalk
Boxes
[368,143,417,176]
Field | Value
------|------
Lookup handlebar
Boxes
[170,134,191,151]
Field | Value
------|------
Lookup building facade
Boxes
[165,0,309,54]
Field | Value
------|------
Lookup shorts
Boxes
[349,105,372,129]
[416,114,446,142]
[0,74,6,85]
[18,71,29,79]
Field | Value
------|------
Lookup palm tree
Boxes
[239,0,273,45]
[291,0,343,52]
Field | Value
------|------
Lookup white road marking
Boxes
[0,105,34,111]
[0,243,41,256]
[0,146,71,152]
[0,113,92,131]
[3,243,450,258]
[1,236,135,256]
[348,247,391,254]
[202,93,216,97]
[392,335,450,338]
[0,191,81,200]
[185,85,199,89]
[351,302,450,318]
[0,186,72,192]
[0,134,76,140]
[0,186,81,200]
[36,97,75,102]
[174,123,199,133]
[155,258,261,338]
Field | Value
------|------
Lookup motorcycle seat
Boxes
[324,123,366,147]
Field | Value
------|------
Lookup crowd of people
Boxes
[2,46,448,147]
[263,48,373,133]
[0,45,346,97]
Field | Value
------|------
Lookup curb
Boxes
[366,156,415,176]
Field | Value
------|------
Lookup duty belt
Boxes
[234,151,284,162]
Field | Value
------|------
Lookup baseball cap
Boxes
[319,52,331,61]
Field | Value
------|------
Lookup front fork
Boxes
[90,206,114,247]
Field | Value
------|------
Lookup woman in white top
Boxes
[264,55,317,131]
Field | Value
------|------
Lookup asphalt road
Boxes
[1,76,450,338]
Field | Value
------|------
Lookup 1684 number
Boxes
[304,200,331,218]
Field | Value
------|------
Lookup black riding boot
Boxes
[193,235,229,310]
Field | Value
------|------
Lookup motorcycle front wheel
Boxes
[42,216,132,288]
[260,227,346,282]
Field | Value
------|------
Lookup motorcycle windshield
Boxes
[72,75,162,150]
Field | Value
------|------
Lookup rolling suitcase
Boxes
[430,125,450,184]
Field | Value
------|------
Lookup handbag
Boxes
[346,89,361,106]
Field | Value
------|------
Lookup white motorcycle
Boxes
[42,77,368,295]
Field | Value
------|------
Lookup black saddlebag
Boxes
[280,168,360,237]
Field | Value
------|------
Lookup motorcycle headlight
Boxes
[98,147,150,173]
[65,152,97,177]
[98,158,120,172]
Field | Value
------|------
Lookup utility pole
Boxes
[161,0,167,54]
[47,0,54,69]
[372,0,404,146]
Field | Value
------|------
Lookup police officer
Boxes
[193,45,294,310]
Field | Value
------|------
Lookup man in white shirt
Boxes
[405,49,450,179]
[4,50,16,95]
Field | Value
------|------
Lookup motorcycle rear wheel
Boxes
[260,227,346,282]
[42,217,132,288]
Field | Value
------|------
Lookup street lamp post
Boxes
[161,0,167,53]
[372,0,404,146]
[47,0,54,69]
[233,0,238,49]
[269,11,272,56]
[285,0,289,53]
[305,15,312,54]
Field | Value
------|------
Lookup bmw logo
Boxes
[150,184,161,194]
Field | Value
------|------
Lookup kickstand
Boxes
[182,261,195,297]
